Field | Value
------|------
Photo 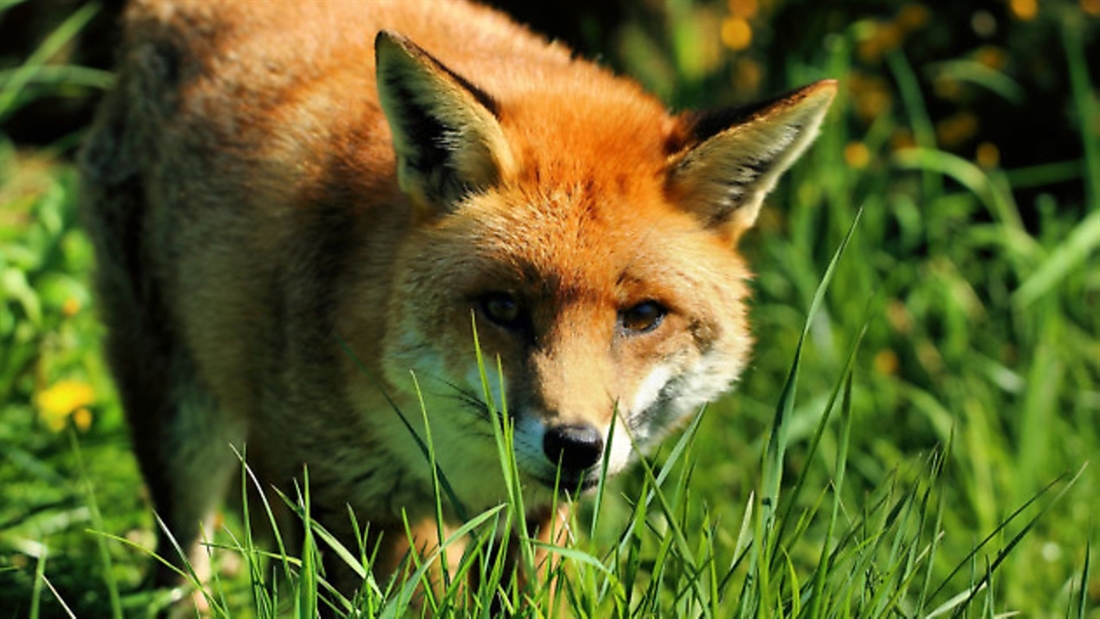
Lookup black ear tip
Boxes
[375,30,412,58]
[374,30,392,51]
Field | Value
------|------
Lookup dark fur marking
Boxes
[151,40,182,86]
[382,75,472,204]
[684,84,810,143]
[434,61,500,118]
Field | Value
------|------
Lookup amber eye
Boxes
[479,292,523,328]
[619,300,666,335]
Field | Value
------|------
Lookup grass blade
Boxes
[0,2,100,120]
[763,206,863,542]
[948,464,1087,618]
[1013,209,1100,308]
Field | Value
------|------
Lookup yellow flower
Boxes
[934,75,962,100]
[844,141,871,170]
[72,407,94,432]
[974,46,1008,71]
[848,72,893,123]
[874,349,900,375]
[1009,0,1038,20]
[721,17,753,51]
[896,3,930,32]
[728,0,759,19]
[886,299,913,334]
[858,22,903,64]
[35,380,95,431]
[732,58,762,94]
[935,112,979,149]
[62,297,81,318]
[891,128,917,152]
[856,89,892,122]
[976,142,1001,169]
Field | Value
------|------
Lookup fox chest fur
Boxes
[82,0,834,591]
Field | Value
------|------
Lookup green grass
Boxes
[1,1,1098,617]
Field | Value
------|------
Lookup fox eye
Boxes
[619,300,666,335]
[479,292,523,328]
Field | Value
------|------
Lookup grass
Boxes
[1,0,1098,617]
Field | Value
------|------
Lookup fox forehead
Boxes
[495,86,682,184]
[414,183,737,309]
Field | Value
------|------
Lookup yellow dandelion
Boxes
[62,297,81,318]
[897,3,930,32]
[1084,0,1100,16]
[35,380,95,431]
[721,17,753,51]
[874,349,900,375]
[728,0,758,19]
[857,35,882,64]
[886,299,913,334]
[844,141,871,169]
[891,128,917,152]
[934,75,962,100]
[848,72,894,120]
[935,112,979,148]
[877,23,904,52]
[917,341,945,375]
[855,89,892,122]
[732,58,762,93]
[845,72,873,93]
[1009,0,1038,20]
[974,46,1008,71]
[976,142,1001,168]
[856,22,904,65]
[72,407,94,432]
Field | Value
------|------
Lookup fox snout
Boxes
[543,423,605,474]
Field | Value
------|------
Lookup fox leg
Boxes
[111,338,243,588]
[87,195,243,589]
[158,379,245,587]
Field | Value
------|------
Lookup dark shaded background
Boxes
[2,0,1096,217]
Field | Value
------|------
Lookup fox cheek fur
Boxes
[82,0,835,594]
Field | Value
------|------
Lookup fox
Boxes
[81,0,835,600]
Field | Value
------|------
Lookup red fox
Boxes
[81,0,835,597]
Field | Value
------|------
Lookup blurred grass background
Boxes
[1,0,1097,616]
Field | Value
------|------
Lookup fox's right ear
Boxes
[375,31,514,215]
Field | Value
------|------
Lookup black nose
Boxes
[543,424,604,473]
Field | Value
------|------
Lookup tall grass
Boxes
[1,1,1096,617]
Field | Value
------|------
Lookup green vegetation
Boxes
[1,0,1096,616]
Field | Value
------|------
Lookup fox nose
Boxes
[543,424,604,473]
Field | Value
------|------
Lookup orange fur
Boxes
[82,0,835,603]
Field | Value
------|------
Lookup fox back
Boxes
[82,0,835,594]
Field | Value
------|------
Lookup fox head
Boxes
[359,31,836,511]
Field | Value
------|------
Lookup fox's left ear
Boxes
[375,31,515,215]
[666,80,837,239]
